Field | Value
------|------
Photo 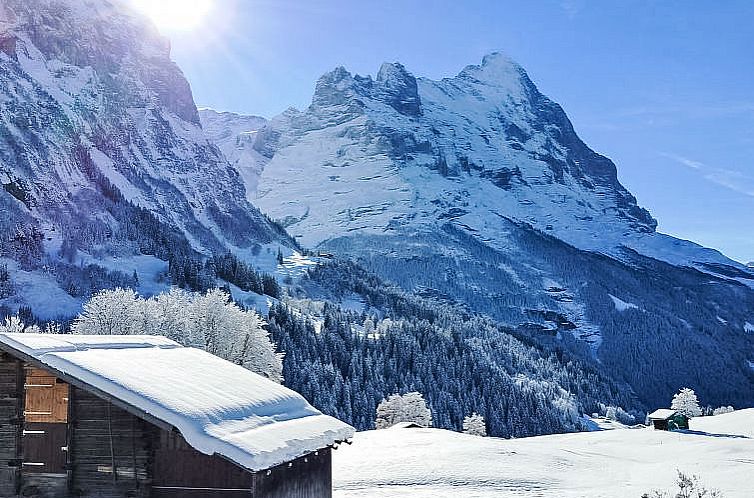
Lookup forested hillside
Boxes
[268,260,640,437]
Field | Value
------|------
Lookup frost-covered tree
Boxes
[72,288,283,382]
[0,315,26,334]
[149,288,193,343]
[600,404,636,425]
[462,413,487,436]
[74,288,142,335]
[642,470,721,498]
[0,315,42,334]
[375,392,432,429]
[671,387,702,418]
[712,406,734,416]
[188,289,281,380]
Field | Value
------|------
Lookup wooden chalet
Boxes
[0,333,353,498]
[647,409,689,431]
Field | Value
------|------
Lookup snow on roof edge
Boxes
[0,333,355,471]
[0,333,181,355]
[647,409,679,419]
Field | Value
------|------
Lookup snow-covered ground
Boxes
[333,410,754,497]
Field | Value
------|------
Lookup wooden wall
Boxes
[68,387,152,498]
[18,364,69,498]
[254,448,332,498]
[152,429,253,497]
[151,431,333,498]
[0,352,22,496]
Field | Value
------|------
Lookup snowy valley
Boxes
[0,1,752,496]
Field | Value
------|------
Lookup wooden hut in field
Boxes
[0,333,353,498]
[647,409,689,431]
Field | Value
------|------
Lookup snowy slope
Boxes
[333,410,754,497]
[0,0,291,316]
[199,109,269,194]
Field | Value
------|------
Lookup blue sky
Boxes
[164,0,753,263]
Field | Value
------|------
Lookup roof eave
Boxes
[0,340,174,432]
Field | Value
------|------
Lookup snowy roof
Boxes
[0,333,354,471]
[647,409,679,420]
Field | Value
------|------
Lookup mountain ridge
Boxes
[200,54,754,410]
[201,54,747,274]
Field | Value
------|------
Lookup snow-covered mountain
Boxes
[201,56,754,409]
[0,0,630,441]
[203,54,742,270]
[0,0,290,317]
[199,109,269,193]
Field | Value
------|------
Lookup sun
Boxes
[130,0,214,32]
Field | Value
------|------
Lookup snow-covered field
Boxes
[333,410,754,497]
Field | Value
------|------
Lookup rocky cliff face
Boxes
[0,0,288,316]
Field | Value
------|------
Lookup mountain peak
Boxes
[312,66,356,107]
[312,62,421,116]
[375,62,422,116]
[319,65,353,85]
[376,62,411,82]
[456,51,526,90]
[481,51,519,68]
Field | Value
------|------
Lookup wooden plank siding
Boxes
[0,352,22,496]
[152,429,253,497]
[69,387,152,498]
[19,365,69,498]
[18,474,68,498]
[24,367,69,424]
[254,448,332,498]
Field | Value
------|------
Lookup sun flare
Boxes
[130,0,213,31]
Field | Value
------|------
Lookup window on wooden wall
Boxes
[24,367,69,423]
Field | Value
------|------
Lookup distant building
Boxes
[388,421,425,429]
[0,333,353,498]
[647,409,689,431]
